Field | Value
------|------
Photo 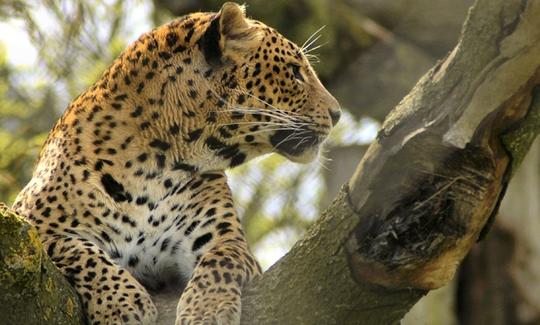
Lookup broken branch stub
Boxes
[346,0,540,290]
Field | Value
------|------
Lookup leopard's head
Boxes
[203,3,341,164]
[147,2,340,168]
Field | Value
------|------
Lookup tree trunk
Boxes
[1,0,540,324]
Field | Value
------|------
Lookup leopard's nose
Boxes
[329,108,341,126]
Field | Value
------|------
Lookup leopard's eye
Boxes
[287,63,304,82]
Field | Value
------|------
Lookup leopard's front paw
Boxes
[175,287,241,325]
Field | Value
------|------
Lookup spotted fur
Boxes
[13,3,340,324]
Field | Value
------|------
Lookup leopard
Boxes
[12,2,341,324]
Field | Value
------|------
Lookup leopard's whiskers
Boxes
[301,25,326,53]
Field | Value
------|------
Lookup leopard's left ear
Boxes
[200,2,262,65]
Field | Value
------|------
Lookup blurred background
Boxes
[0,0,539,324]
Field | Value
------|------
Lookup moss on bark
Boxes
[0,204,84,325]
[502,89,540,175]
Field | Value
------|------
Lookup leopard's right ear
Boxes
[200,2,262,65]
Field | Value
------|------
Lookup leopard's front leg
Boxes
[174,172,261,325]
[176,242,260,325]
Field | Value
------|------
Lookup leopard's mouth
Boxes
[269,127,327,163]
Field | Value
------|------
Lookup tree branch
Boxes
[239,0,540,323]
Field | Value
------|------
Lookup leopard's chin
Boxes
[281,146,320,164]
[269,128,326,164]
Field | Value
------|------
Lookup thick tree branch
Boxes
[239,0,540,323]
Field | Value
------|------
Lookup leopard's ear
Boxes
[219,2,249,37]
[200,2,262,65]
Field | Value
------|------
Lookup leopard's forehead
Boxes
[258,28,304,60]
[160,13,307,63]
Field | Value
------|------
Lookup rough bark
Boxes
[2,0,540,324]
[0,203,85,325]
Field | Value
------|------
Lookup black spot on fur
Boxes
[131,106,143,117]
[158,51,172,60]
[190,180,204,190]
[189,89,198,99]
[184,28,195,43]
[172,162,197,172]
[47,241,56,257]
[136,196,148,205]
[231,111,244,119]
[137,153,148,162]
[101,174,127,202]
[149,139,171,151]
[101,231,112,242]
[185,221,200,236]
[97,159,114,172]
[155,153,166,168]
[200,173,223,181]
[205,137,244,165]
[205,208,216,217]
[219,126,232,138]
[160,238,171,252]
[206,111,218,123]
[128,255,139,267]
[230,153,246,167]
[166,32,179,47]
[95,160,104,171]
[164,179,173,188]
[192,233,213,251]
[41,207,51,217]
[185,128,204,142]
[206,136,226,151]
[173,45,187,54]
[137,82,145,93]
[169,123,180,135]
[140,121,150,130]
[198,15,222,66]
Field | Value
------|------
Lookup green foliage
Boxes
[0,45,51,203]
[502,90,540,175]
[230,155,321,257]
[0,0,147,204]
